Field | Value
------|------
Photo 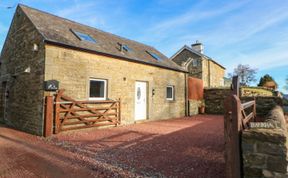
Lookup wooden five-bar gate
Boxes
[44,89,121,136]
[224,76,257,178]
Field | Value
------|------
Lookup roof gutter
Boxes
[44,40,188,73]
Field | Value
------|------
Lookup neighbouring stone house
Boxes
[224,77,232,87]
[171,42,225,87]
[263,81,278,90]
[0,5,187,136]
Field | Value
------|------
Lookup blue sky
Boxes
[0,0,288,92]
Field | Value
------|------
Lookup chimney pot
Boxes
[191,40,204,54]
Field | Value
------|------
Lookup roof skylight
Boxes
[118,43,132,52]
[147,51,161,61]
[122,44,131,52]
[71,30,97,43]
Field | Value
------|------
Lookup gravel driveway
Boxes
[0,115,224,178]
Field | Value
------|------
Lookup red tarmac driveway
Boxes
[0,115,224,178]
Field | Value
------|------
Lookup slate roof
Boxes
[18,5,186,72]
[170,45,226,69]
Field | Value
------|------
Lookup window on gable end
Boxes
[192,59,198,67]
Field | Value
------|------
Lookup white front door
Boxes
[135,81,147,121]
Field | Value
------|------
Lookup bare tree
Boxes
[229,64,257,86]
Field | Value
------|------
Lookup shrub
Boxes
[283,98,288,106]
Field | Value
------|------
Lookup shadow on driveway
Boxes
[52,115,225,178]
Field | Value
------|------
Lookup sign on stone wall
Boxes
[249,122,277,129]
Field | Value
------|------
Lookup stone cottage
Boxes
[0,5,187,136]
[171,42,225,87]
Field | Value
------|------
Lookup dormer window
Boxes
[71,29,96,43]
[146,51,161,61]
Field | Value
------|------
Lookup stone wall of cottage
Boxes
[188,100,200,116]
[209,60,225,87]
[202,59,225,87]
[0,7,45,135]
[44,45,186,124]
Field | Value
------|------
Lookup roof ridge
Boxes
[17,4,47,40]
[18,4,159,52]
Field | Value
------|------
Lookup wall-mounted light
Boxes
[12,66,31,78]
[24,67,31,73]
[152,88,155,96]
[33,43,38,52]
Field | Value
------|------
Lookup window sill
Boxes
[89,98,107,101]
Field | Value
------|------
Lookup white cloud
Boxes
[54,1,107,28]
[152,1,249,33]
[145,1,288,74]
[221,38,288,74]
[201,6,288,48]
[55,2,95,17]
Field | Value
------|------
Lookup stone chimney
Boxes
[191,40,204,54]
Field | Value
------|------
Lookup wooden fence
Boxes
[188,77,203,100]
[224,76,256,178]
[44,89,121,136]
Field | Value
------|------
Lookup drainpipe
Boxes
[208,60,211,87]
[185,73,189,116]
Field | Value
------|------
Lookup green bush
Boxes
[283,98,288,106]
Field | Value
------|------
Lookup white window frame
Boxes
[166,85,174,101]
[89,79,107,100]
[192,59,198,67]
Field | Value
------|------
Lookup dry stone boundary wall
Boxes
[204,88,283,116]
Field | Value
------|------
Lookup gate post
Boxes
[224,95,242,178]
[232,76,240,97]
[44,96,53,137]
[225,75,243,178]
[231,95,243,178]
